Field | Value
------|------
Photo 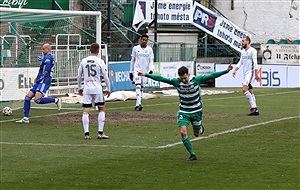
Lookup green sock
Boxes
[182,136,195,155]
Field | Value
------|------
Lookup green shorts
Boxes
[177,111,202,130]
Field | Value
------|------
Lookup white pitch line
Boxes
[0,110,82,123]
[156,116,300,148]
[1,116,299,149]
[0,141,152,149]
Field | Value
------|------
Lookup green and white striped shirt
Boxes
[146,70,229,114]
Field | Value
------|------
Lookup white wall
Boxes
[214,0,300,43]
[147,33,198,44]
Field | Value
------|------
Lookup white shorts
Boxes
[242,73,255,86]
[133,72,147,86]
[82,94,105,108]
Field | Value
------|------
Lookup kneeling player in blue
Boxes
[16,44,61,124]
[138,64,233,160]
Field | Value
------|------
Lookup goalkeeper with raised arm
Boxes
[16,43,62,124]
[138,64,233,161]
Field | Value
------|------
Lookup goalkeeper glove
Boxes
[149,70,153,74]
[129,73,133,81]
[37,55,43,61]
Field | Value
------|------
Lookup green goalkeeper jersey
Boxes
[145,70,229,114]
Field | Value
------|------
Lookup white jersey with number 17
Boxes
[77,55,108,95]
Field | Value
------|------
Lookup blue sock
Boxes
[24,96,31,118]
[35,97,56,104]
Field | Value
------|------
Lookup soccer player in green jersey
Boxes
[138,64,233,161]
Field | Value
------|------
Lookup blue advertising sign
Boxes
[109,61,135,92]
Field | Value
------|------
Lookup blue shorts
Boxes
[30,83,50,96]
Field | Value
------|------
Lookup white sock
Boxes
[252,94,256,103]
[140,86,144,101]
[136,85,141,106]
[244,91,257,108]
[82,112,89,133]
[98,111,105,132]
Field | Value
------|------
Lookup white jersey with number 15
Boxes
[77,55,108,95]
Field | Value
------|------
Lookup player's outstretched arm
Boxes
[138,71,145,76]
[227,63,233,71]
[138,71,175,85]
[201,63,232,82]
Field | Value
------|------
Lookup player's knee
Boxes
[180,130,187,137]
[194,131,200,137]
[25,96,31,102]
[34,98,41,104]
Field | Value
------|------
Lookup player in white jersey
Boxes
[130,34,154,111]
[232,36,260,115]
[77,43,111,139]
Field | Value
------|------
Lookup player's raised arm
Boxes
[140,71,175,85]
[200,63,232,82]
[138,71,145,76]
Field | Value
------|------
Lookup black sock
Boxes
[98,131,103,135]
[85,132,89,136]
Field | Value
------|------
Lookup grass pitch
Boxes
[1,88,299,189]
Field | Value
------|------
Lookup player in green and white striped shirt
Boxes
[138,64,233,161]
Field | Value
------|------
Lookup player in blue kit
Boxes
[16,44,62,124]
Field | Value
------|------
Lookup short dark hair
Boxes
[178,66,189,76]
[90,43,100,53]
[141,34,149,39]
[245,36,251,44]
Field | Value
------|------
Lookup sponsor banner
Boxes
[160,61,194,88]
[215,64,290,88]
[195,63,214,75]
[0,0,69,9]
[0,67,38,101]
[261,44,300,65]
[109,61,160,91]
[109,61,135,92]
[132,1,249,52]
[132,0,194,30]
[287,65,300,87]
[144,62,160,88]
[193,2,249,52]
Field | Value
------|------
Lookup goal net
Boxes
[0,7,106,101]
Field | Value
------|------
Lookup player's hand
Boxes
[129,73,133,81]
[232,71,236,78]
[138,71,145,76]
[106,91,111,98]
[149,70,153,74]
[37,55,43,61]
[255,75,260,82]
[227,63,233,71]
[78,89,83,96]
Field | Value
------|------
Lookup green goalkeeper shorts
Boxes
[177,111,202,130]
